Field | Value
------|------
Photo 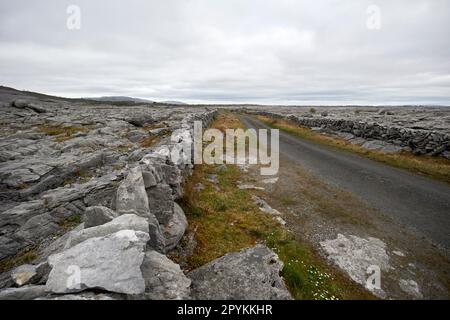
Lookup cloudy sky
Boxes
[0,0,449,105]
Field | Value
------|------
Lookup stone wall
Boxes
[248,110,450,158]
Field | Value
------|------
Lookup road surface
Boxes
[240,115,450,249]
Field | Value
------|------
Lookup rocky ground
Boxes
[0,87,291,300]
[1,86,448,300]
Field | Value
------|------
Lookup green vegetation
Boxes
[63,169,93,186]
[115,145,132,153]
[0,249,37,273]
[258,115,450,184]
[57,214,82,230]
[38,124,90,142]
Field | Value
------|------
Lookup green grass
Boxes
[258,115,450,184]
[57,214,82,230]
[38,124,90,142]
[0,249,37,273]
[280,195,298,206]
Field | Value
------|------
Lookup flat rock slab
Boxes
[65,213,149,249]
[188,244,292,300]
[46,230,149,295]
[320,234,390,297]
[0,285,48,300]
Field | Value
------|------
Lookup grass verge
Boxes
[257,115,450,184]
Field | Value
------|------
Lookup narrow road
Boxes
[240,115,450,249]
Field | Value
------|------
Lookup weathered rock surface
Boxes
[116,167,150,217]
[46,230,149,294]
[0,87,220,299]
[139,250,191,300]
[162,202,188,252]
[320,234,390,297]
[83,205,118,228]
[399,279,423,299]
[188,245,292,300]
[146,183,175,224]
[64,214,149,249]
[0,285,48,300]
[11,262,50,286]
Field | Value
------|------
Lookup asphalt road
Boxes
[240,115,450,249]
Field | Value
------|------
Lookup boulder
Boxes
[160,163,182,187]
[12,99,29,108]
[147,214,166,252]
[127,115,156,127]
[65,214,149,249]
[188,245,292,300]
[83,206,118,228]
[11,264,37,287]
[116,167,151,217]
[162,202,187,251]
[11,262,50,286]
[142,170,157,188]
[139,250,191,300]
[46,230,149,295]
[147,184,174,225]
[26,103,47,114]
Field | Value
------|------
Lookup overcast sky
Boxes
[1,0,449,105]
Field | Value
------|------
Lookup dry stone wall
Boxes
[247,110,450,158]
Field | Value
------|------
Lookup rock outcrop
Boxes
[46,230,149,294]
[0,88,292,300]
[138,250,191,300]
[188,245,292,300]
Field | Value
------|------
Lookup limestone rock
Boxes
[142,170,157,188]
[83,206,118,228]
[65,214,149,249]
[0,285,48,300]
[320,234,390,297]
[399,279,423,299]
[12,99,29,108]
[11,264,38,287]
[188,245,292,300]
[139,250,191,300]
[162,202,187,251]
[147,184,174,225]
[46,230,149,295]
[15,213,60,241]
[116,167,151,217]
[37,292,118,300]
[11,262,50,286]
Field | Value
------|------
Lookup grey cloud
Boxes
[0,0,449,104]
